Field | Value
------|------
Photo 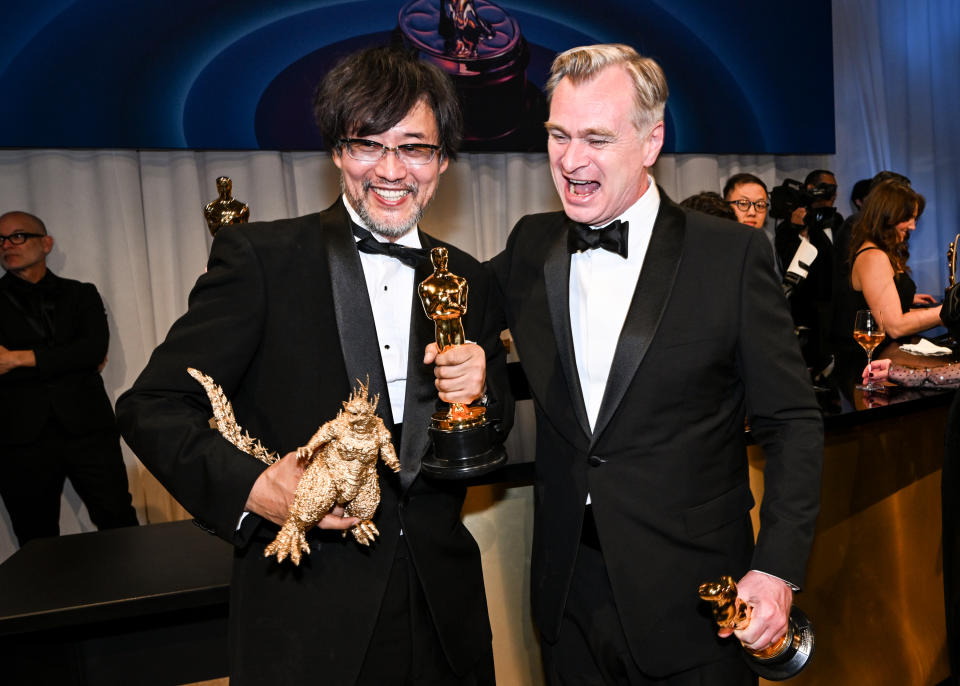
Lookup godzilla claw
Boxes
[351,520,380,546]
[264,528,311,565]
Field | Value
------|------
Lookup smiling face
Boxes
[894,208,918,243]
[546,65,664,227]
[333,99,448,241]
[726,182,769,228]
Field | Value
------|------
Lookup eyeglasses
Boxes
[0,232,45,246]
[728,199,769,212]
[339,138,441,166]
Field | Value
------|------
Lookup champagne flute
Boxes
[853,310,885,391]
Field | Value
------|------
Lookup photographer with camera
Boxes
[772,170,843,375]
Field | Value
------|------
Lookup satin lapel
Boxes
[325,204,394,429]
[591,194,686,443]
[398,230,438,489]
[544,220,591,438]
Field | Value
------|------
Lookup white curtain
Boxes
[1,0,957,562]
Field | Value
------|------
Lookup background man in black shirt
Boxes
[0,210,138,546]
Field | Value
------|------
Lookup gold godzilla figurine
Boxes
[188,369,401,564]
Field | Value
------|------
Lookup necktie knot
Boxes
[567,219,629,258]
[352,224,428,267]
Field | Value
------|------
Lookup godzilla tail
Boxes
[187,367,278,465]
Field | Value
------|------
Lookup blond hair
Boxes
[546,44,668,132]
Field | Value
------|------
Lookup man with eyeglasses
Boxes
[722,173,771,231]
[722,173,777,262]
[116,46,510,686]
[490,44,822,685]
[0,211,138,547]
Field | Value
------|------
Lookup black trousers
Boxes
[0,418,138,546]
[356,535,496,686]
[541,508,756,686]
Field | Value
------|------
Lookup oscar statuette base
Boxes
[746,607,815,681]
[422,421,507,479]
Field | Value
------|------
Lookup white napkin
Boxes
[899,338,953,356]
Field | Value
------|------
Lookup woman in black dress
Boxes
[847,180,941,338]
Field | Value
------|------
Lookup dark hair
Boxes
[680,191,737,221]
[803,169,835,187]
[850,180,925,274]
[850,178,871,210]
[0,210,46,235]
[313,45,462,161]
[722,173,767,200]
[870,170,910,190]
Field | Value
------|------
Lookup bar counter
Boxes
[751,340,956,685]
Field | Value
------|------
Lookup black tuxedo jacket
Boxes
[116,201,511,685]
[490,191,823,677]
[0,271,116,444]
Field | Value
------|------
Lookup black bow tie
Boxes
[567,219,629,258]
[351,224,428,268]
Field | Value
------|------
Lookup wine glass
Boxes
[853,310,885,391]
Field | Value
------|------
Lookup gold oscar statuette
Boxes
[698,575,814,681]
[417,246,506,478]
[203,176,250,237]
[948,233,960,287]
[943,234,960,343]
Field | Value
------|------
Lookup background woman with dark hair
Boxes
[680,190,737,220]
[846,180,940,339]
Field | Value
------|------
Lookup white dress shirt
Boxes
[570,180,660,432]
[343,196,418,424]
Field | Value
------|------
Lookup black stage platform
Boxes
[0,519,231,685]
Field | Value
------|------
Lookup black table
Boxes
[0,519,232,685]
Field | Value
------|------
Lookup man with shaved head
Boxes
[0,211,138,547]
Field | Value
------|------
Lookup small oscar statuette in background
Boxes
[203,176,250,237]
[698,575,814,681]
[942,234,960,341]
[418,247,506,478]
[948,233,960,287]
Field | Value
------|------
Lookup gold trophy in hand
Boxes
[418,247,506,478]
[698,575,814,681]
[942,234,960,337]
[948,233,960,287]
